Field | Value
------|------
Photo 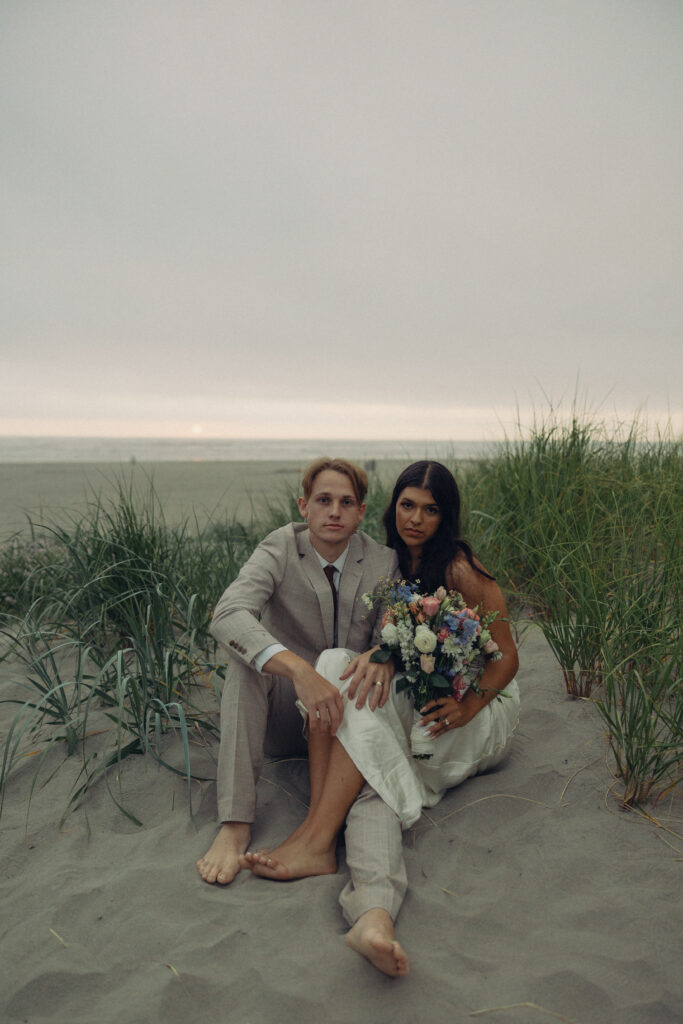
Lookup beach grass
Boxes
[1,411,680,818]
[463,412,681,807]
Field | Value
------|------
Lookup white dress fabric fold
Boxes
[315,649,520,829]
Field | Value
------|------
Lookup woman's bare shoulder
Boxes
[446,553,505,611]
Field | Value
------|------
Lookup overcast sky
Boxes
[1,1,681,440]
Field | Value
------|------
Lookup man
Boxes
[197,458,408,974]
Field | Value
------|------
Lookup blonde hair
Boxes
[301,457,368,505]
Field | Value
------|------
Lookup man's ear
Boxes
[357,502,367,523]
[297,496,308,520]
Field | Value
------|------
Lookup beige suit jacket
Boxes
[210,523,398,668]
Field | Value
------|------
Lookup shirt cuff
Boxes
[253,643,287,672]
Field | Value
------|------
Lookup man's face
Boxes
[298,470,366,557]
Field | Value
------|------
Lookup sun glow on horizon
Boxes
[0,401,680,442]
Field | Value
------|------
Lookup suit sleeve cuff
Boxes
[253,643,288,672]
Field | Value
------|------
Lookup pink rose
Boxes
[420,654,436,673]
[422,596,441,617]
[437,626,450,643]
[452,675,469,701]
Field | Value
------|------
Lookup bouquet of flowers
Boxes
[364,580,503,711]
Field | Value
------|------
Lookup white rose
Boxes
[381,623,399,645]
[414,625,437,653]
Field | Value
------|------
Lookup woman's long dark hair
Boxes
[382,461,493,591]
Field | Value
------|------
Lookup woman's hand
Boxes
[340,648,394,711]
[419,696,478,737]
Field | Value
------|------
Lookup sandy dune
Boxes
[1,625,681,1024]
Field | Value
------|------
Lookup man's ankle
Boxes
[217,821,251,841]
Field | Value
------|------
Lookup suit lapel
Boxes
[337,533,364,646]
[297,529,335,648]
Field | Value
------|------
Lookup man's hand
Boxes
[340,648,395,711]
[261,648,345,734]
[288,662,344,734]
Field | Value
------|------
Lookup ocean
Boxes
[0,437,498,464]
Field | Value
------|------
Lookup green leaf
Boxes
[428,672,450,689]
[396,676,411,694]
[369,647,393,664]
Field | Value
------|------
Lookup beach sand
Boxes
[0,461,304,539]
[0,459,409,540]
[1,465,681,1023]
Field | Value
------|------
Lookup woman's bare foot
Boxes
[242,833,337,881]
[236,847,271,872]
[196,822,251,884]
[345,908,409,977]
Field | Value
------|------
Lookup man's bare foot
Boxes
[345,908,409,977]
[242,833,337,881]
[196,822,251,884]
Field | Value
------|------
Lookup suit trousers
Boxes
[216,657,407,924]
[216,661,308,823]
[338,781,407,925]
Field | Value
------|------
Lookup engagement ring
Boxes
[444,717,450,726]
[373,681,383,687]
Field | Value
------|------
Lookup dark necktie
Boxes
[323,564,338,648]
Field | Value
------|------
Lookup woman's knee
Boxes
[315,648,354,679]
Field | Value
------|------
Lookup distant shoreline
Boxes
[0,436,499,465]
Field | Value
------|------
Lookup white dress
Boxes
[315,649,520,829]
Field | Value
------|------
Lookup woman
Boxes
[242,461,520,977]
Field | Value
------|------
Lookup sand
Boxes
[0,461,304,539]
[0,459,410,540]
[1,464,681,1024]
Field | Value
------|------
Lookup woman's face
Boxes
[395,486,442,561]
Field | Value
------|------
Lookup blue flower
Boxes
[391,582,419,603]
[459,617,478,643]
